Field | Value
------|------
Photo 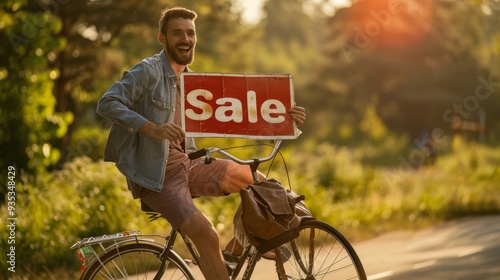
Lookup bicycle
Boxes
[70,140,367,279]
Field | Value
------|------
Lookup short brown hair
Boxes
[159,7,197,34]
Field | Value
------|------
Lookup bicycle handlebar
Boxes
[188,140,285,165]
[187,148,209,160]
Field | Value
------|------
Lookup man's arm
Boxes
[96,63,151,134]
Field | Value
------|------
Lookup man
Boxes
[97,7,306,279]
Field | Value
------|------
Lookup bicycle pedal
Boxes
[222,251,240,263]
[222,251,239,275]
[224,259,237,268]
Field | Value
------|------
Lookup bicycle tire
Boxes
[279,219,367,280]
[80,242,195,280]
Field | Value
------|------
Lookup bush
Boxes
[0,157,167,275]
[319,142,500,239]
[68,126,109,161]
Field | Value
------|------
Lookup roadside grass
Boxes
[287,141,500,241]
[1,140,499,277]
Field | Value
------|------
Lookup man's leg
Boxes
[135,161,230,279]
[180,211,230,280]
[186,159,268,273]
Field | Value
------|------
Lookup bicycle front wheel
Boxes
[80,242,195,280]
[280,219,367,280]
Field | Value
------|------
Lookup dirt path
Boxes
[356,215,500,280]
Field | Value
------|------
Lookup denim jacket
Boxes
[96,50,196,192]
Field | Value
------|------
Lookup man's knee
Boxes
[220,163,256,193]
[181,211,219,242]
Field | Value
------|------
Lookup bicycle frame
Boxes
[230,243,269,280]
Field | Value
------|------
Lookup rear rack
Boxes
[70,230,143,250]
[70,230,167,273]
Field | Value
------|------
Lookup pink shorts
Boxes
[130,157,232,229]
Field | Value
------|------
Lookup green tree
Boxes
[248,0,328,118]
[262,0,314,45]
[313,0,500,142]
[1,0,174,179]
[45,0,170,165]
[0,1,69,199]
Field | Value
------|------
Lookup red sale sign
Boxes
[181,73,299,139]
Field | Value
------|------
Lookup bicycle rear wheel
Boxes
[80,242,195,280]
[280,219,366,280]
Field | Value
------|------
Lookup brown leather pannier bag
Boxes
[236,179,310,250]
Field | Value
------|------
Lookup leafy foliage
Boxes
[0,1,71,201]
[0,157,167,274]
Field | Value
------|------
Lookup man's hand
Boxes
[139,121,185,141]
[289,106,306,126]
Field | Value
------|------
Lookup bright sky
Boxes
[237,0,352,24]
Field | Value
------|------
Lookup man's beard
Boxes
[166,42,195,65]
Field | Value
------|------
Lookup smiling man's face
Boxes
[163,17,197,66]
